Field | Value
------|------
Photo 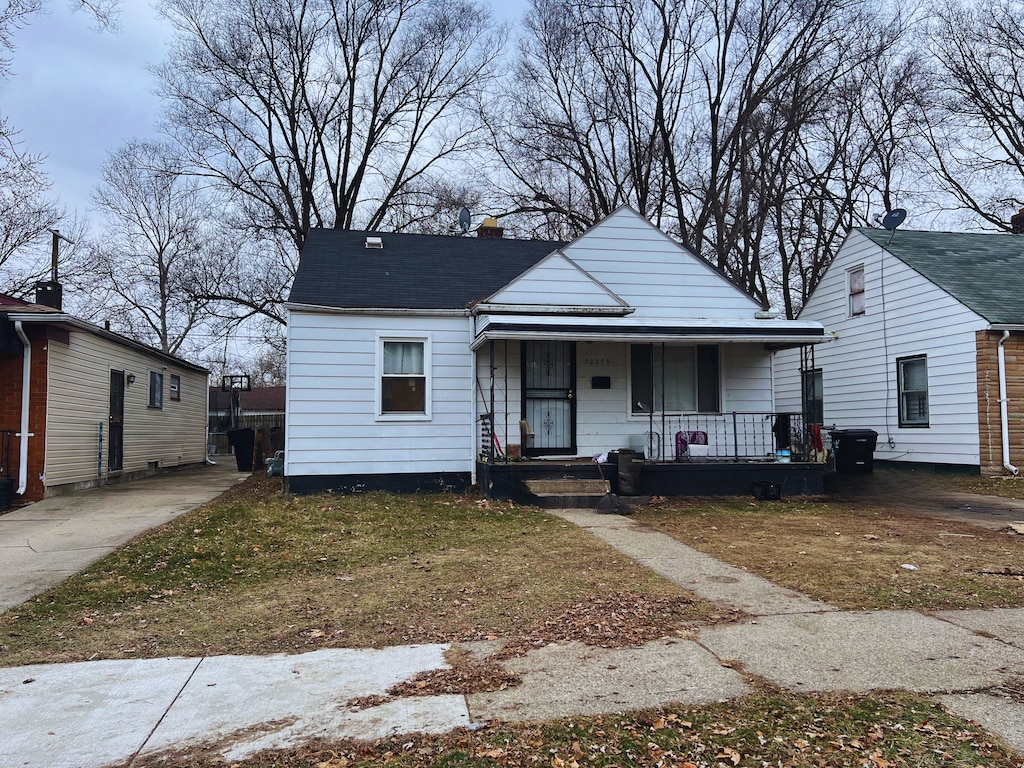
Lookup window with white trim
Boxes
[148,371,164,409]
[849,266,865,316]
[379,338,429,417]
[897,355,928,427]
[630,344,720,414]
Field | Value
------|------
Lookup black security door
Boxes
[108,369,124,471]
[522,341,576,455]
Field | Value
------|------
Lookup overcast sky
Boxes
[2,4,172,219]
[1,1,527,223]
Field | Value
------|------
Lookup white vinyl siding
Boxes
[487,251,623,308]
[774,229,987,467]
[285,312,472,477]
[559,208,763,319]
[44,331,208,489]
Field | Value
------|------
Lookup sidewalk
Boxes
[1,504,1022,766]
[0,459,246,612]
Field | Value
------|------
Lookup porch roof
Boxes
[470,314,828,349]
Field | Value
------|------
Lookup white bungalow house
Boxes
[774,226,1024,475]
[284,207,828,498]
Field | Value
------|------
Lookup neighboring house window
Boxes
[379,338,429,417]
[849,266,865,316]
[897,355,929,427]
[630,344,719,414]
[148,371,164,409]
[802,368,823,424]
[169,375,181,401]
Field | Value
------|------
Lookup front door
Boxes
[522,341,576,455]
[108,369,124,472]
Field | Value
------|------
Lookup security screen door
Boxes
[522,341,576,455]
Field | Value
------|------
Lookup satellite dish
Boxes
[881,208,907,230]
[458,207,471,233]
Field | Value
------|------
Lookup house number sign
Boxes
[582,357,611,366]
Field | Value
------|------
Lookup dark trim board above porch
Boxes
[482,322,826,338]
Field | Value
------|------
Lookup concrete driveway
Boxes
[0,460,247,613]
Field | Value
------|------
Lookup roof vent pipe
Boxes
[365,236,383,249]
[998,330,1019,476]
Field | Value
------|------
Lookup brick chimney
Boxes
[1011,207,1024,234]
[34,280,62,310]
[477,216,504,239]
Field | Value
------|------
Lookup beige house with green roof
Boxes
[775,227,1023,476]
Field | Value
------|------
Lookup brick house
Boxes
[775,227,1023,475]
[0,292,210,506]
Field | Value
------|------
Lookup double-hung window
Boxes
[630,344,719,414]
[379,338,429,418]
[849,266,866,316]
[897,355,929,427]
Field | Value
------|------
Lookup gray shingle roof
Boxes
[857,228,1024,324]
[288,229,562,310]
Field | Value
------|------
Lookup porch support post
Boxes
[489,340,496,461]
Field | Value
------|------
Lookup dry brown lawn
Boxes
[636,492,1024,611]
[0,477,714,667]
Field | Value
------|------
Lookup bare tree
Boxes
[0,121,61,289]
[155,0,505,246]
[0,0,121,295]
[87,140,224,355]
[497,0,919,314]
[923,0,1024,228]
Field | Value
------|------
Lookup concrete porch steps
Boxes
[523,478,610,509]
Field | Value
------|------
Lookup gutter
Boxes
[997,330,1019,476]
[14,321,33,495]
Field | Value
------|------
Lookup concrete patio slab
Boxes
[550,509,836,616]
[698,610,1024,694]
[468,637,751,723]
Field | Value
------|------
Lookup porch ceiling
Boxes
[470,314,828,350]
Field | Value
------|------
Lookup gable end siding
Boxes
[561,210,762,319]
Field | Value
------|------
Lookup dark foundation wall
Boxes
[287,472,473,496]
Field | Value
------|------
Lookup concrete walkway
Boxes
[1,501,1023,766]
[0,459,246,612]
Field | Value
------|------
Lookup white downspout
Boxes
[997,330,1020,476]
[14,321,34,495]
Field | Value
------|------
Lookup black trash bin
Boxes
[227,428,255,472]
[617,449,642,496]
[830,428,878,474]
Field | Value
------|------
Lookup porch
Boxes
[477,410,827,503]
